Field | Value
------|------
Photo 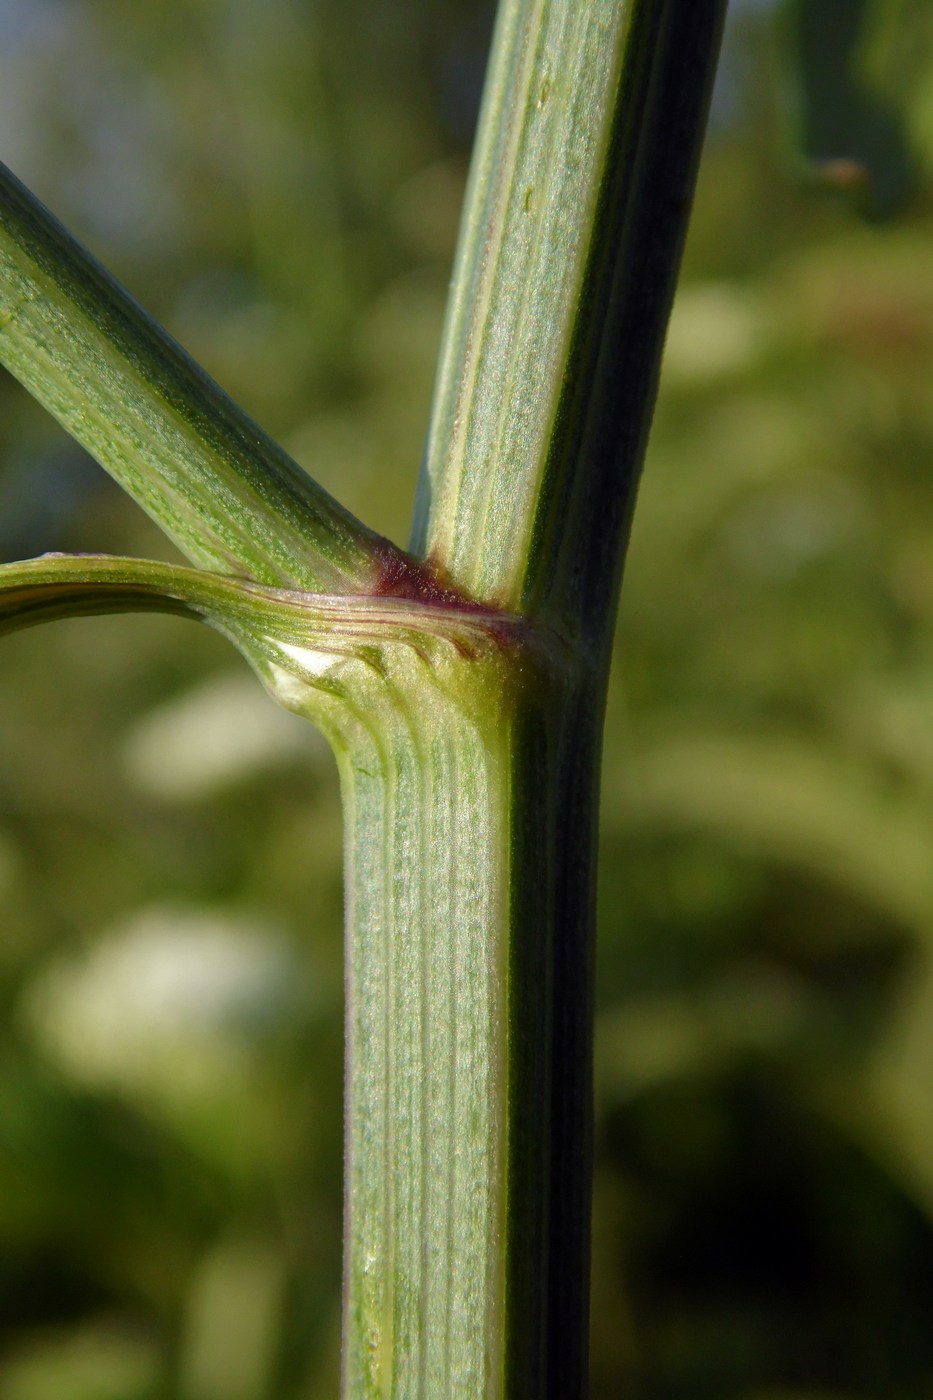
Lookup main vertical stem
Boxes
[333,633,595,1398]
[336,1,727,1394]
[341,682,511,1398]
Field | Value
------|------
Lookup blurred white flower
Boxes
[22,907,305,1103]
[663,282,766,383]
[122,672,324,800]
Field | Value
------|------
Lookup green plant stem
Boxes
[0,554,512,659]
[0,2,727,1393]
[275,618,589,1399]
[0,161,389,593]
[344,2,727,1395]
[415,0,728,640]
[339,655,520,1399]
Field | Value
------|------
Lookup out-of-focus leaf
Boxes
[863,950,933,1219]
[0,1321,158,1400]
[179,1234,286,1400]
[861,0,933,179]
[595,965,826,1106]
[786,0,914,218]
[608,728,933,932]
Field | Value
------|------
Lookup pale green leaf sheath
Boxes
[0,554,491,654]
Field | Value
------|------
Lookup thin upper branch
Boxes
[0,162,391,594]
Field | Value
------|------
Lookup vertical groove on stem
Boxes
[320,625,595,1399]
[334,645,517,1399]
[414,0,728,643]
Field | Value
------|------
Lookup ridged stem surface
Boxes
[415,0,728,637]
[0,3,729,1396]
[340,667,513,1399]
[0,161,386,592]
[266,619,590,1399]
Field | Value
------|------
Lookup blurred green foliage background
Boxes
[1,0,933,1396]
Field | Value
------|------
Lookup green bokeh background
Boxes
[2,0,933,1396]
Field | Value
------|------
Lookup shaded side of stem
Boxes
[536,0,728,648]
